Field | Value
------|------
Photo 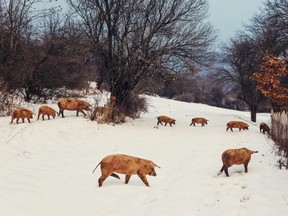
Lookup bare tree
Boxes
[0,0,49,97]
[249,0,288,58]
[67,0,216,118]
[215,34,266,122]
[0,0,42,101]
[21,12,98,101]
[0,1,97,102]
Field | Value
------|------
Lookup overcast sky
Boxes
[208,0,265,44]
[41,0,265,46]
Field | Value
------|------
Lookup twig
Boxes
[6,122,36,143]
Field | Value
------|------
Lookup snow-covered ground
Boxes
[0,95,287,216]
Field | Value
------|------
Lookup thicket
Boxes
[0,1,97,107]
[1,0,218,121]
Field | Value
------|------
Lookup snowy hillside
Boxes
[0,95,287,216]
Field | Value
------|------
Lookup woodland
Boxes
[0,0,287,125]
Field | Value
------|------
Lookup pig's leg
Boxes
[217,165,229,177]
[78,110,86,117]
[125,175,131,184]
[98,175,109,187]
[111,173,120,179]
[137,171,149,186]
[224,168,229,177]
[243,163,248,173]
[217,165,224,176]
[98,169,112,187]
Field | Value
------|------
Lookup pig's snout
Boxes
[149,168,157,176]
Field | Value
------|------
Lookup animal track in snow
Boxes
[240,195,250,202]
[241,185,247,189]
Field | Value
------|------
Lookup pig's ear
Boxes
[151,162,160,168]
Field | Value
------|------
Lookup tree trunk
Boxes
[250,104,258,122]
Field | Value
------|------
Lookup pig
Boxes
[10,108,34,124]
[226,121,249,132]
[92,154,160,187]
[157,115,176,127]
[260,122,270,135]
[217,148,258,177]
[37,105,57,121]
[189,117,209,127]
[58,98,91,117]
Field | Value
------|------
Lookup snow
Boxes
[0,95,287,216]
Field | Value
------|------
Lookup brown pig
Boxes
[37,105,57,121]
[58,98,91,117]
[157,115,176,127]
[10,108,34,124]
[92,154,160,187]
[226,121,249,132]
[260,122,270,135]
[190,117,209,127]
[217,148,258,177]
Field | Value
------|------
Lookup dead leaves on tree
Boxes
[251,53,288,110]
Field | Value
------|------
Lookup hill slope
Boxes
[0,96,287,216]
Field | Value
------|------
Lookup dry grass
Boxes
[271,111,288,169]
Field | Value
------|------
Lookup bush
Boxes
[0,92,23,116]
[121,94,148,119]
